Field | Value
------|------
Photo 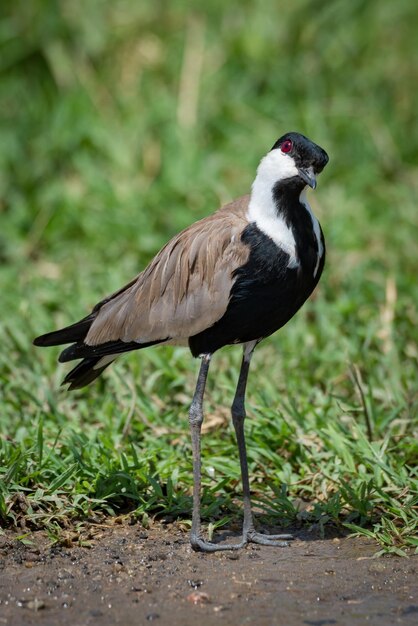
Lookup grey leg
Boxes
[232,342,293,547]
[189,346,292,552]
[189,354,245,552]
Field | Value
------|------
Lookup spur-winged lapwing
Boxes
[34,131,329,552]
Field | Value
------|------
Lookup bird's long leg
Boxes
[231,341,293,547]
[189,354,245,552]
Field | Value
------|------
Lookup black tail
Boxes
[58,338,165,390]
[34,314,110,389]
[33,314,95,347]
[62,357,115,390]
[58,338,167,363]
[34,315,168,389]
[32,279,157,389]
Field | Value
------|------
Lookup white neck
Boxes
[247,150,300,267]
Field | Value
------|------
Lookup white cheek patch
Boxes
[247,150,299,268]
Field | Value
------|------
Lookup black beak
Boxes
[298,166,317,189]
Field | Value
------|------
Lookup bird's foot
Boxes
[190,534,246,553]
[190,530,294,551]
[247,530,294,547]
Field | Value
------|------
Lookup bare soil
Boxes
[0,524,417,626]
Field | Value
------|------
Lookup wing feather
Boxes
[85,195,251,346]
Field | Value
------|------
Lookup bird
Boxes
[34,131,329,552]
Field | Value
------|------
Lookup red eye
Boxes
[281,139,293,153]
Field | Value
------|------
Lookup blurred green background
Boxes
[0,0,417,550]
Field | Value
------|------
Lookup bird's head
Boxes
[254,132,329,193]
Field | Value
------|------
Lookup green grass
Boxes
[1,0,417,555]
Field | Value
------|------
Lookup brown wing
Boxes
[85,195,251,346]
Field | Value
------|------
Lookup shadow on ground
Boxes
[0,524,417,625]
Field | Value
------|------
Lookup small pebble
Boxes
[187,579,203,589]
[27,599,45,611]
[368,562,386,573]
[112,563,124,573]
[187,591,211,605]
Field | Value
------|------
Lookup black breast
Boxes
[189,204,325,358]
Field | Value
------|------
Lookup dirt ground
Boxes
[0,523,417,626]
